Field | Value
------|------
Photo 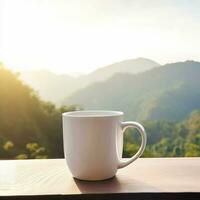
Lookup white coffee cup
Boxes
[62,110,147,181]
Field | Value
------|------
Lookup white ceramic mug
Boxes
[62,110,147,181]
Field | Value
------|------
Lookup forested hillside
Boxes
[0,64,200,159]
[124,110,200,157]
[0,65,76,159]
[65,61,200,121]
[20,58,159,104]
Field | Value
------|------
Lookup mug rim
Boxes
[62,110,123,118]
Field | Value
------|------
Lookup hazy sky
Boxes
[0,0,200,74]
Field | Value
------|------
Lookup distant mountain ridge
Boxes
[20,58,159,103]
[81,57,159,84]
[20,70,77,103]
[65,60,200,121]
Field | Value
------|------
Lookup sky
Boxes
[0,0,200,74]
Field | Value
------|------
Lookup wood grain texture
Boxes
[0,158,200,198]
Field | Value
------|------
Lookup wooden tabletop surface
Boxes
[0,158,200,199]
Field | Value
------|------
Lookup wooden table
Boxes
[0,158,200,199]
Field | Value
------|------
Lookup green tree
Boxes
[0,65,77,159]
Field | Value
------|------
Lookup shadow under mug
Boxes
[62,110,147,181]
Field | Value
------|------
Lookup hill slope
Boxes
[20,58,159,104]
[0,65,75,158]
[20,70,78,103]
[65,61,200,121]
[81,57,159,83]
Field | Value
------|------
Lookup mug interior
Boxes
[62,110,123,117]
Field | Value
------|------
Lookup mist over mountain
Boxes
[20,58,159,104]
[1,62,200,159]
[20,70,78,103]
[81,57,159,84]
[65,61,200,121]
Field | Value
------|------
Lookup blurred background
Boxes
[0,0,200,159]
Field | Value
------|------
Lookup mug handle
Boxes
[118,121,147,169]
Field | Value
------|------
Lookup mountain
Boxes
[0,66,61,157]
[81,57,159,84]
[1,63,200,159]
[20,70,79,103]
[19,58,159,104]
[64,61,200,121]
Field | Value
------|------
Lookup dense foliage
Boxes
[0,65,77,159]
[123,110,200,157]
[0,65,200,159]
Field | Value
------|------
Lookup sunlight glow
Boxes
[0,0,200,73]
